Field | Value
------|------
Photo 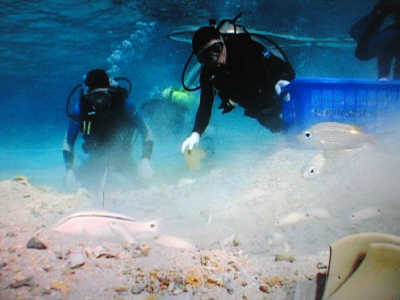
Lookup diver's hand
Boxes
[181,132,200,154]
[275,80,291,101]
[137,158,153,180]
[64,169,77,192]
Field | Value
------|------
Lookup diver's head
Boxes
[85,69,110,91]
[192,26,226,69]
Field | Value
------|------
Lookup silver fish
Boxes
[302,153,327,179]
[299,122,373,151]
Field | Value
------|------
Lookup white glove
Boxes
[137,158,153,180]
[274,80,291,101]
[181,132,200,154]
[64,169,77,192]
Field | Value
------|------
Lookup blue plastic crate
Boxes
[283,78,400,132]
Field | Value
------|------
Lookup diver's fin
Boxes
[168,27,355,48]
[324,242,400,300]
[322,232,400,298]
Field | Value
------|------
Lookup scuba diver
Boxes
[141,87,198,137]
[63,69,154,191]
[180,18,295,154]
[350,0,400,80]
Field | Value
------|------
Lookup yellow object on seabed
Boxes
[183,148,206,171]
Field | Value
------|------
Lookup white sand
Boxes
[1,126,400,299]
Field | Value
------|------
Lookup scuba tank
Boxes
[66,77,133,135]
[79,88,113,135]
[181,12,292,91]
[66,76,132,120]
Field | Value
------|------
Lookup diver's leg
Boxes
[255,111,284,133]
[377,53,394,79]
[393,55,400,79]
[245,94,284,132]
[360,26,400,61]
[80,154,107,191]
[245,106,284,133]
[110,154,137,186]
[376,26,400,79]
[352,7,388,60]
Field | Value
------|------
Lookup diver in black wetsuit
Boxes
[181,26,295,153]
[63,69,154,190]
[350,0,400,80]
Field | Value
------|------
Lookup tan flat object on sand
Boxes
[323,232,400,299]
[325,242,400,300]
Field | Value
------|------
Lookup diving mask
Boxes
[196,41,224,65]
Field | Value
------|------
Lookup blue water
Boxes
[2,0,400,263]
[0,0,379,189]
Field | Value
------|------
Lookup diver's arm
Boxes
[267,53,295,82]
[252,47,295,101]
[62,119,80,170]
[132,108,154,159]
[181,69,215,154]
[192,71,215,135]
[131,105,154,179]
[269,54,295,101]
[247,41,295,84]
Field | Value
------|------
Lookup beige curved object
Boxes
[325,242,400,300]
[323,232,400,299]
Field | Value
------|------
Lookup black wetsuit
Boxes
[63,86,153,185]
[193,34,295,135]
[350,2,400,79]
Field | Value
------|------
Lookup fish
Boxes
[277,212,307,225]
[154,235,195,249]
[302,153,327,179]
[350,207,381,221]
[277,209,330,225]
[302,148,361,179]
[50,211,158,243]
[298,122,373,151]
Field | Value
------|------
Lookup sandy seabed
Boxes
[0,166,327,299]
[1,132,400,300]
